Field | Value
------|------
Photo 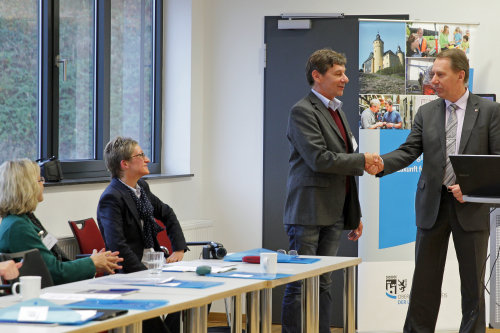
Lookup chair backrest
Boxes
[0,249,54,288]
[155,219,173,255]
[68,218,106,255]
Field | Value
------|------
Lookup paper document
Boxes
[163,260,237,273]
[41,292,120,301]
[91,276,175,286]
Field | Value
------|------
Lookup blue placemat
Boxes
[129,279,223,289]
[0,298,103,325]
[223,248,320,264]
[67,299,168,311]
[207,271,292,280]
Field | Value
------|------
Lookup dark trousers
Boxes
[281,221,344,333]
[404,188,488,333]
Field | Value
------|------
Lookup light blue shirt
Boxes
[311,89,343,111]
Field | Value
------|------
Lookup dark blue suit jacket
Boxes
[97,178,187,273]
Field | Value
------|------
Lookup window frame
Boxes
[38,0,162,180]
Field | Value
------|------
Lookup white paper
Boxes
[42,233,58,250]
[75,310,97,321]
[18,306,49,322]
[351,135,358,152]
[91,276,174,285]
[230,274,253,278]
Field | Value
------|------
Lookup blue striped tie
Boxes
[443,103,458,187]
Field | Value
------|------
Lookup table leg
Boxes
[343,266,356,333]
[231,294,242,333]
[184,306,208,333]
[260,288,272,333]
[246,290,260,333]
[302,276,319,333]
[112,321,141,333]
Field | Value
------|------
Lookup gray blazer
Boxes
[283,92,365,229]
[380,93,500,231]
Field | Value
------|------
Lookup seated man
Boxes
[97,136,187,333]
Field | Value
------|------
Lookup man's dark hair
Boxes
[306,49,347,86]
[436,48,469,83]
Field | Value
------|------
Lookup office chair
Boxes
[68,218,106,255]
[0,248,54,295]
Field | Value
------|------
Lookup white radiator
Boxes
[57,237,79,260]
[180,219,215,261]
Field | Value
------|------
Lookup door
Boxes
[263,14,408,326]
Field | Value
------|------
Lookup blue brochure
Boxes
[0,298,102,325]
[67,299,168,310]
[207,271,292,280]
[223,248,320,264]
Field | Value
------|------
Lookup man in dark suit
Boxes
[281,48,380,333]
[370,48,500,332]
[97,136,187,332]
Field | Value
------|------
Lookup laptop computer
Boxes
[449,154,500,198]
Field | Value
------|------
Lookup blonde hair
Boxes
[0,159,41,217]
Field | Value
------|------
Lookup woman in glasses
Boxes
[0,159,123,285]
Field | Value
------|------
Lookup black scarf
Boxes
[126,185,164,249]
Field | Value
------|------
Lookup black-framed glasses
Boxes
[38,176,45,184]
[131,152,146,159]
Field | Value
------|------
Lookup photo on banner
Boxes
[358,21,406,95]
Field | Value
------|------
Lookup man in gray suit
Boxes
[370,48,500,332]
[281,48,379,333]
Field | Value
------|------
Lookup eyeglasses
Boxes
[131,152,146,159]
[38,176,45,184]
[277,249,298,256]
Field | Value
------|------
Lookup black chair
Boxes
[0,248,54,294]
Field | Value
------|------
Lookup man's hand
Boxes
[348,221,363,241]
[386,122,394,128]
[166,250,184,263]
[364,152,384,175]
[448,184,464,203]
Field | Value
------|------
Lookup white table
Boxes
[0,255,361,333]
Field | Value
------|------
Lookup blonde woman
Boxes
[0,159,123,285]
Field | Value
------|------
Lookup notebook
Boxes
[449,154,500,198]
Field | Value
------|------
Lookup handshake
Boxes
[364,153,384,175]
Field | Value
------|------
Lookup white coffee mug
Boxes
[260,252,277,275]
[145,251,164,274]
[12,276,41,299]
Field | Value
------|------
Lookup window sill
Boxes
[43,173,194,187]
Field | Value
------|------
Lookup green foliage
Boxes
[377,64,405,76]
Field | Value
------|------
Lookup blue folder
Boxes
[67,298,168,310]
[0,298,102,325]
[223,248,320,264]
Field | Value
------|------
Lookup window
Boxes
[0,0,162,178]
[0,1,39,162]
